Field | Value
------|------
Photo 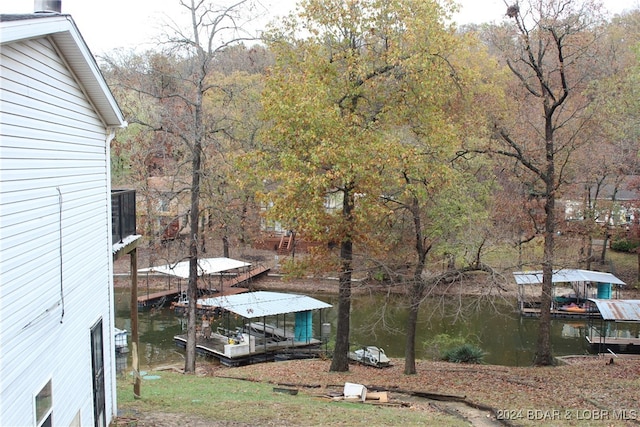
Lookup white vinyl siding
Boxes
[0,35,115,427]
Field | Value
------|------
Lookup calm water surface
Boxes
[114,289,599,369]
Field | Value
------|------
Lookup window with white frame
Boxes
[35,379,52,427]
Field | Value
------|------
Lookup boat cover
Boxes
[197,291,332,318]
[513,269,626,286]
[138,257,251,279]
[587,299,640,322]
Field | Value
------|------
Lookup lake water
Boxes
[114,289,600,370]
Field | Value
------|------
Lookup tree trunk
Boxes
[404,195,429,375]
[535,234,554,366]
[404,279,425,375]
[184,200,200,373]
[586,235,593,270]
[534,119,556,367]
[637,248,640,284]
[636,219,640,283]
[330,238,352,372]
[600,228,609,264]
[184,94,204,374]
[200,214,207,253]
[223,235,230,258]
[330,190,354,372]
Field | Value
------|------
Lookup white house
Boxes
[1,8,127,427]
[562,177,640,226]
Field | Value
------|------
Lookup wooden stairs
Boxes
[277,233,295,255]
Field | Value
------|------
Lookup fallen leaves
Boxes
[206,356,640,425]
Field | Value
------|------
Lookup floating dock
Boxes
[514,269,627,319]
[173,291,332,366]
[585,326,640,353]
[585,299,640,354]
[173,332,324,366]
[519,306,601,319]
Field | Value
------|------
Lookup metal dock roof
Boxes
[588,299,640,322]
[197,291,332,319]
[513,269,626,286]
[138,257,251,279]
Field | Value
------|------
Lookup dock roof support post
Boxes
[130,248,141,398]
[263,316,267,354]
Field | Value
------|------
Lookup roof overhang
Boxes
[112,234,142,261]
[138,257,251,279]
[198,291,332,319]
[1,14,125,128]
[588,299,640,322]
[513,269,626,286]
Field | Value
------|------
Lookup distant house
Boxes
[1,9,129,427]
[141,176,187,241]
[562,176,640,227]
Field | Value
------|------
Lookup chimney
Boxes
[34,0,62,13]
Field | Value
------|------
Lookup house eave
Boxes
[1,14,126,128]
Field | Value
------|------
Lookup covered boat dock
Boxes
[586,299,640,354]
[174,291,332,366]
[514,269,626,318]
[136,257,269,308]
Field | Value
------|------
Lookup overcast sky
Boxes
[3,0,639,55]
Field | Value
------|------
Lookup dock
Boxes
[173,332,324,366]
[137,264,270,308]
[586,326,640,353]
[520,306,601,319]
[173,291,332,366]
[585,299,640,354]
[514,269,628,319]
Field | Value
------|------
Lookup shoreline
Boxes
[114,272,523,298]
[115,271,640,300]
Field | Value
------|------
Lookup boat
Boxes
[558,303,596,313]
[348,346,391,368]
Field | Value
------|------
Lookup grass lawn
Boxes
[115,370,466,426]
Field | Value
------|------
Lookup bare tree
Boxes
[158,0,263,373]
[104,1,272,374]
[483,0,604,365]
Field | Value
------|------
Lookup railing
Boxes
[112,189,136,244]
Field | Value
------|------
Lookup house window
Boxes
[35,380,52,427]
[158,198,170,212]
